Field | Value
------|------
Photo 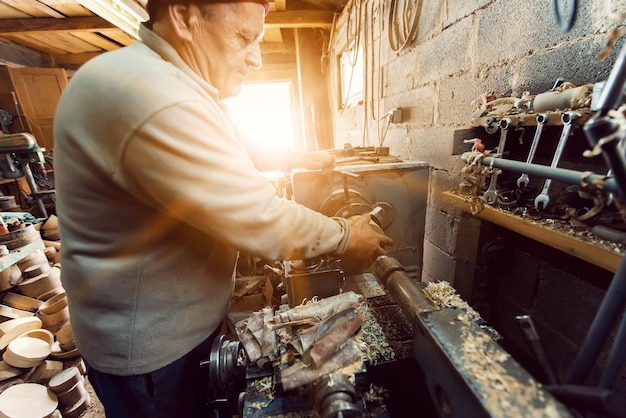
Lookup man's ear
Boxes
[168,3,196,42]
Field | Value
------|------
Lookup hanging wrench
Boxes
[517,114,548,188]
[481,118,511,204]
[534,111,578,210]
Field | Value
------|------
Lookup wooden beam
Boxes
[51,51,102,65]
[0,17,116,35]
[265,10,335,29]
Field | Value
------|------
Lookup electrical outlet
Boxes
[390,108,403,123]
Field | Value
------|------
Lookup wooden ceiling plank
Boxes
[0,3,30,17]
[25,31,98,54]
[51,51,101,65]
[2,0,64,17]
[37,0,94,17]
[96,28,136,44]
[265,10,334,29]
[0,16,116,35]
[71,31,121,50]
[1,33,67,55]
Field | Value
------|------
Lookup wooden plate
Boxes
[37,292,67,315]
[3,336,52,368]
[49,342,80,360]
[48,366,81,394]
[0,316,42,350]
[0,383,58,418]
[28,359,64,384]
[2,292,42,312]
[54,322,73,346]
[0,304,34,322]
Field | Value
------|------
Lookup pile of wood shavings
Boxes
[354,302,396,365]
[422,281,481,322]
[248,376,275,410]
[454,320,563,418]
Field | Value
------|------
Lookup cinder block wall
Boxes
[327,0,626,390]
[328,0,625,283]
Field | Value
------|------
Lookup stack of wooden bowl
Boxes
[47,367,90,418]
[2,328,54,369]
[0,216,89,417]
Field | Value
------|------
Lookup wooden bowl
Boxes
[54,322,73,346]
[3,336,52,368]
[60,390,90,418]
[0,316,42,350]
[0,383,58,418]
[1,292,42,312]
[16,328,54,346]
[36,306,69,330]
[37,292,67,315]
[36,286,64,302]
[16,249,49,272]
[28,359,64,384]
[48,367,82,394]
[17,270,62,299]
[57,380,87,408]
[0,304,34,322]
[22,263,51,279]
[0,224,40,250]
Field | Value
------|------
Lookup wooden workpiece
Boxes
[442,191,624,273]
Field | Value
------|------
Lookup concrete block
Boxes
[421,239,457,284]
[415,1,446,44]
[445,0,492,27]
[382,56,417,97]
[417,16,473,83]
[474,0,593,69]
[513,34,626,95]
[424,207,460,255]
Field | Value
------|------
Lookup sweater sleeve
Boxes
[114,100,348,261]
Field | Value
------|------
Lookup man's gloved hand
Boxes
[343,214,394,268]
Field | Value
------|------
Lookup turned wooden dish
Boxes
[0,383,58,418]
[0,316,42,350]
[3,335,52,368]
[38,292,67,315]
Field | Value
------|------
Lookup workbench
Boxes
[442,190,623,272]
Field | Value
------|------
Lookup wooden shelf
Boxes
[442,191,623,273]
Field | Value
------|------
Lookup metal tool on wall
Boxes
[534,111,577,210]
[517,113,547,188]
[481,118,511,204]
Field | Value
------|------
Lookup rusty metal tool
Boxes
[516,315,558,385]
[482,118,511,204]
[517,113,548,188]
[534,111,577,210]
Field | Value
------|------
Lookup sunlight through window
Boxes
[225,82,297,151]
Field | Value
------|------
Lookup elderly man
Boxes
[53,0,392,417]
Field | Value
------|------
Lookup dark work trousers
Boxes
[86,330,219,418]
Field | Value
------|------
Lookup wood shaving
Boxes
[354,302,396,364]
[249,376,275,410]
[423,281,481,322]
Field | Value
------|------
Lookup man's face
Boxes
[199,2,265,98]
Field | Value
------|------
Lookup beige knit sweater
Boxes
[53,25,349,375]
